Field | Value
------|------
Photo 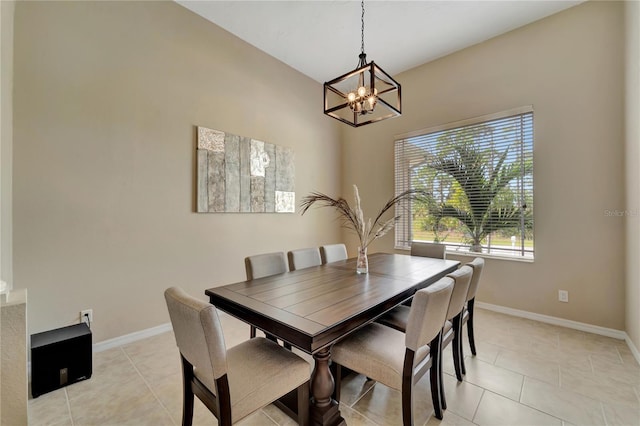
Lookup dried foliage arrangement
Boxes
[300,185,427,251]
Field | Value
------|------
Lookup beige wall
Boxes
[625,0,640,350]
[1,0,14,291]
[340,1,626,329]
[12,1,342,342]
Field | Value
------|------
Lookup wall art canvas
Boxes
[196,126,295,213]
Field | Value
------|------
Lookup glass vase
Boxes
[356,246,368,274]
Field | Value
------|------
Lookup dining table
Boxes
[205,252,460,426]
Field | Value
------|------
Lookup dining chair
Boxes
[399,242,447,308]
[319,243,348,264]
[287,247,322,271]
[461,257,484,368]
[411,241,446,259]
[164,287,310,426]
[440,266,473,385]
[376,265,473,410]
[244,251,288,339]
[244,251,288,281]
[331,277,454,423]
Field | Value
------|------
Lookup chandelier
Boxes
[323,0,402,127]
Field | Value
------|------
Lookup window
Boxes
[395,107,534,259]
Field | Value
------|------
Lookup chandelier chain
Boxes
[361,0,365,55]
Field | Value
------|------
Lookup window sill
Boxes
[394,245,535,263]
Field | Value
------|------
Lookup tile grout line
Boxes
[518,373,525,402]
[347,378,376,409]
[64,387,75,426]
[341,402,381,426]
[470,389,485,423]
[344,381,388,426]
[507,383,569,425]
[490,351,562,386]
[558,363,562,388]
[599,401,610,426]
[614,345,624,365]
[588,354,595,374]
[120,346,178,426]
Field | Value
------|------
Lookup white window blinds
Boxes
[395,107,534,259]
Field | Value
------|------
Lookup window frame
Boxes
[394,106,534,261]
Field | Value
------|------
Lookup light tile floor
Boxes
[28,308,640,426]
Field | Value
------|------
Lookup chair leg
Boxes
[439,336,447,410]
[467,298,477,356]
[401,349,416,426]
[180,356,195,426]
[296,381,310,426]
[429,334,444,420]
[250,325,257,339]
[452,314,464,382]
[460,317,466,376]
[461,344,466,376]
[401,382,413,426]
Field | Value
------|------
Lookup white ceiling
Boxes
[176,1,583,84]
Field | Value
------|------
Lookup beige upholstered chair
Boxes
[244,252,288,339]
[440,266,473,384]
[319,243,348,264]
[396,242,446,309]
[376,266,473,410]
[331,277,454,423]
[287,247,322,271]
[411,241,446,259]
[164,287,310,426]
[244,252,288,281]
[462,257,484,365]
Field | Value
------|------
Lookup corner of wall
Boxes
[625,0,640,351]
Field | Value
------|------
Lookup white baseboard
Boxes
[93,322,172,353]
[476,301,627,339]
[476,301,640,366]
[89,306,640,367]
[92,313,241,353]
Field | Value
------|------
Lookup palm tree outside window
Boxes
[394,107,534,259]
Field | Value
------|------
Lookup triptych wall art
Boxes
[196,126,295,213]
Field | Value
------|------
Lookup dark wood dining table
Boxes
[206,252,460,426]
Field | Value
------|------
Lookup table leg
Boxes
[310,347,345,426]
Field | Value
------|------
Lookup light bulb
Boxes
[347,92,356,102]
[367,95,376,106]
[357,86,367,97]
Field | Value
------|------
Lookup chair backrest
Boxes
[288,247,322,271]
[445,265,473,320]
[320,243,348,264]
[164,287,227,389]
[466,257,485,301]
[245,252,288,280]
[410,242,446,259]
[405,277,454,351]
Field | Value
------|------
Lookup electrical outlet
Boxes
[558,290,569,303]
[80,309,93,325]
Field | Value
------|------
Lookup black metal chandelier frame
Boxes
[323,0,402,127]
